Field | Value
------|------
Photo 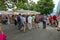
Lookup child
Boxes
[0,27,6,40]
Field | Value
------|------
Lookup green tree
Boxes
[0,0,7,11]
[35,0,54,15]
[10,0,28,10]
[25,1,37,11]
[10,0,28,4]
[28,1,36,10]
[16,1,28,10]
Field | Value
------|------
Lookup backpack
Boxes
[35,16,39,23]
[17,16,21,23]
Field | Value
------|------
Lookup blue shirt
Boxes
[20,16,23,23]
[42,16,47,22]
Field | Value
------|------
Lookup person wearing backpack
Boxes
[34,15,40,28]
[17,14,22,30]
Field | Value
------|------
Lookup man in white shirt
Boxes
[28,15,32,30]
[22,15,26,32]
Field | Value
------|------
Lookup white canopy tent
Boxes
[0,10,40,15]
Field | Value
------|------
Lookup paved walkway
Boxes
[0,23,60,40]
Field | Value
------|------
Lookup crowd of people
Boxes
[14,14,42,32]
[46,14,60,31]
[1,13,60,32]
[13,13,60,32]
[1,13,60,40]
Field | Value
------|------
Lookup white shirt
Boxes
[28,16,32,23]
[15,17,17,21]
[23,17,26,23]
[32,16,35,22]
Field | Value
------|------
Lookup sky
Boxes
[53,0,59,10]
[52,0,59,15]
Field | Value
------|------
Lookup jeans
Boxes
[43,21,46,29]
[18,22,22,30]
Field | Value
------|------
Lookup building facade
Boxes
[57,0,60,14]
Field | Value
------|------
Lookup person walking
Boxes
[47,16,49,25]
[28,15,32,30]
[22,15,26,32]
[49,16,53,27]
[17,14,22,31]
[42,14,47,29]
[32,15,36,28]
[34,15,40,28]
[53,15,57,27]
[14,15,18,26]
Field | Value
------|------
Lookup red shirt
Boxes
[49,16,53,21]
[53,15,56,20]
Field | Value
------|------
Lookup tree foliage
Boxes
[0,0,54,14]
[16,1,28,10]
[28,1,36,10]
[0,0,7,11]
[10,0,28,10]
[25,0,54,15]
[10,0,28,4]
[35,0,54,15]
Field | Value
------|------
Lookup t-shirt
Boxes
[49,16,52,21]
[42,16,47,22]
[53,15,56,20]
[14,17,17,21]
[22,17,26,23]
[28,16,32,23]
[19,16,23,23]
[32,16,35,22]
[39,16,42,22]
[17,16,21,23]
[35,16,39,22]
